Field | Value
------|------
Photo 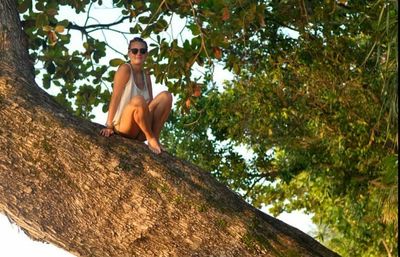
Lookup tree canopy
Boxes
[17,0,398,256]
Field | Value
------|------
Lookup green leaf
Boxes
[138,15,151,24]
[58,19,70,27]
[109,58,125,67]
[154,19,168,33]
[35,1,44,11]
[130,24,142,34]
[141,24,154,38]
[102,103,109,113]
[17,0,30,13]
[35,13,49,28]
[46,62,56,74]
[43,74,51,89]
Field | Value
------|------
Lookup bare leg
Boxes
[132,102,161,154]
[115,96,161,154]
[149,91,173,141]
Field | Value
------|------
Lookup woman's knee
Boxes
[159,91,173,105]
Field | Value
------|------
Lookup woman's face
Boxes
[128,41,148,66]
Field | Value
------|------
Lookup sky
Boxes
[0,2,314,256]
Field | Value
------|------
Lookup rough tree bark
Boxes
[0,1,340,256]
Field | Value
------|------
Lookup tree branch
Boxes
[243,176,264,198]
[67,16,130,33]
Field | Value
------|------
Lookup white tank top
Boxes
[112,64,150,126]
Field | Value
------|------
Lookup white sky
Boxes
[0,2,314,256]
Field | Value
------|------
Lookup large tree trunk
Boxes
[0,1,340,256]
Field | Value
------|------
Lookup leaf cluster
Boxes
[162,1,398,256]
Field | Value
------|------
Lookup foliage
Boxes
[164,1,398,256]
[17,0,397,256]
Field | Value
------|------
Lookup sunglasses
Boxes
[130,48,147,54]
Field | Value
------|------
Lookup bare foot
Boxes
[147,137,161,154]
[159,144,167,152]
[153,138,167,152]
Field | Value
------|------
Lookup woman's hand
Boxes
[100,128,114,137]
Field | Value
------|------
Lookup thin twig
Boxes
[169,14,174,40]
[87,27,131,35]
[183,112,203,126]
[84,2,93,28]
[299,0,309,24]
[187,0,211,65]
[140,0,167,34]
[68,16,130,32]
[179,17,189,43]
[244,176,264,198]
[381,239,393,257]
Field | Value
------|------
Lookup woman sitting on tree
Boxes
[100,37,172,154]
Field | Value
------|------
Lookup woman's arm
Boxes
[105,63,130,127]
[146,70,153,102]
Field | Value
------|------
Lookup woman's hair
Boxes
[129,37,148,49]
